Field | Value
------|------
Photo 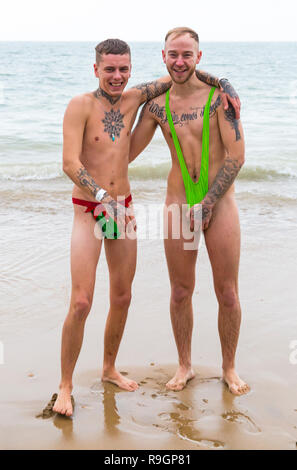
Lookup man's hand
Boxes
[95,194,136,233]
[219,78,241,120]
[189,199,214,232]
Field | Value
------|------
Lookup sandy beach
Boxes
[1,187,296,450]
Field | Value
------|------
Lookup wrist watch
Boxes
[95,189,108,202]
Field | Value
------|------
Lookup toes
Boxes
[166,381,184,392]
[228,384,241,396]
[238,384,250,395]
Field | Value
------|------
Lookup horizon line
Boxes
[0,39,296,43]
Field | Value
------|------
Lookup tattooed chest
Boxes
[101,108,126,142]
[88,108,130,143]
[148,95,221,129]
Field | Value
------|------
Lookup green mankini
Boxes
[165,87,216,208]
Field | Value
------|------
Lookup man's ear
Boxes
[196,50,202,65]
[162,49,166,64]
[94,63,100,78]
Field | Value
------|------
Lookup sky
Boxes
[0,0,296,42]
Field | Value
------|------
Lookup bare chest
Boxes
[83,105,135,149]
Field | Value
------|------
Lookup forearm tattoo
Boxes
[133,80,171,101]
[95,87,121,105]
[218,78,239,99]
[77,167,100,197]
[196,70,219,87]
[224,105,241,141]
[207,157,243,204]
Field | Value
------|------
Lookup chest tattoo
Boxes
[148,95,221,128]
[102,109,125,142]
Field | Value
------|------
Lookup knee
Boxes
[72,295,92,321]
[171,284,193,306]
[111,290,132,310]
[216,285,239,310]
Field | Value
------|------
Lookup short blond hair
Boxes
[165,27,199,45]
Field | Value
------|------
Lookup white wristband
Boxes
[95,188,108,202]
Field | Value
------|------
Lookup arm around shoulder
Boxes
[127,76,172,106]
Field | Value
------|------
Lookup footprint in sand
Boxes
[176,425,225,449]
[120,371,128,376]
[193,438,225,449]
[158,412,195,427]
[176,402,190,411]
[221,410,261,433]
[197,376,221,384]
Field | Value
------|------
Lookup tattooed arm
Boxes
[190,93,245,231]
[63,96,99,197]
[129,103,158,162]
[196,70,241,120]
[128,76,172,106]
[62,96,126,221]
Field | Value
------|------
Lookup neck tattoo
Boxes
[95,87,121,106]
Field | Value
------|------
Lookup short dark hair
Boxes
[165,27,199,45]
[95,39,131,63]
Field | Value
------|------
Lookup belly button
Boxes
[110,181,114,186]
[95,136,100,142]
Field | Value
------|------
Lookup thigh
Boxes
[70,204,103,297]
[204,195,241,290]
[164,204,198,288]
[104,237,137,291]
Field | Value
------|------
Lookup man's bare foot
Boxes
[102,368,139,391]
[166,367,195,391]
[53,387,74,417]
[223,368,250,396]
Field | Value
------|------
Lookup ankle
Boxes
[102,365,116,376]
[178,362,192,371]
[59,383,73,392]
[222,364,235,374]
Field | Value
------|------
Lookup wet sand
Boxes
[0,190,297,450]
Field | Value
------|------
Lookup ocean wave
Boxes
[130,164,296,181]
[238,166,296,181]
[129,162,170,180]
[0,163,64,181]
[0,161,296,183]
